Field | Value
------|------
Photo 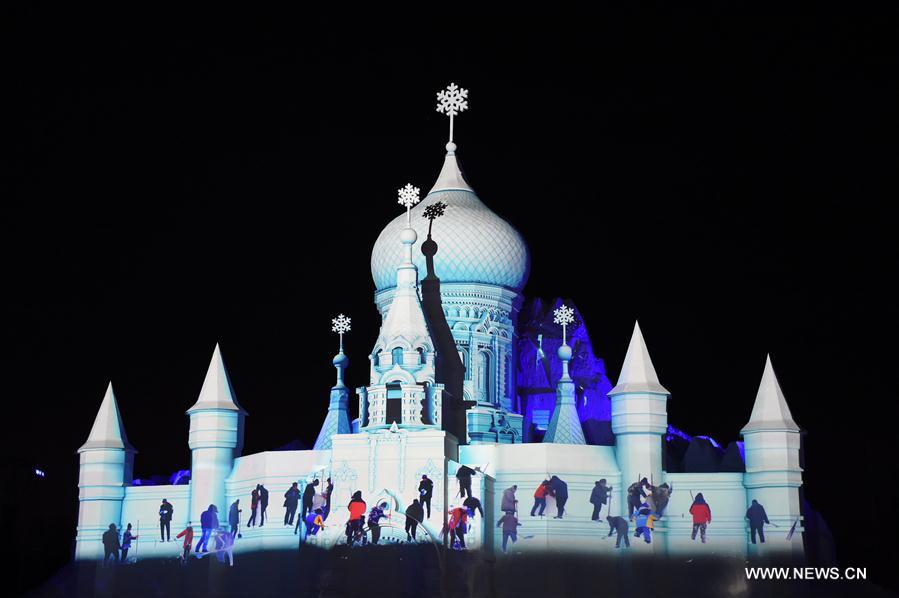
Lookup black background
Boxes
[4,7,898,594]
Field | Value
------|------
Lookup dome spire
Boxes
[331,314,351,387]
[430,83,474,195]
[436,82,468,144]
[544,303,586,445]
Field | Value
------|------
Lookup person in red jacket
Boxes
[346,491,367,544]
[448,506,469,549]
[175,521,194,564]
[689,493,712,543]
[530,480,550,517]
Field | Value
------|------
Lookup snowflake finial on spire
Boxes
[553,304,575,346]
[397,183,421,226]
[436,83,469,144]
[332,313,351,352]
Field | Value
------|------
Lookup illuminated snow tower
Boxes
[543,304,586,444]
[314,314,353,450]
[741,355,804,556]
[75,382,135,559]
[370,84,527,443]
[609,322,669,493]
[186,344,246,526]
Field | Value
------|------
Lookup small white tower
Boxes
[609,322,669,493]
[186,344,246,527]
[544,304,586,444]
[314,314,353,449]
[358,185,444,430]
[741,355,804,556]
[75,382,135,559]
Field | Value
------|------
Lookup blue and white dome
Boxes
[371,146,531,293]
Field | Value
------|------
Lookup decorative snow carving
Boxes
[436,83,468,142]
[553,304,575,345]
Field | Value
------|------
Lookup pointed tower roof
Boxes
[428,142,473,195]
[741,355,800,434]
[79,382,136,453]
[609,321,669,395]
[186,344,247,414]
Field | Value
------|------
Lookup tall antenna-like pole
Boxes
[436,83,469,144]
[331,314,351,353]
[553,304,575,347]
[397,183,421,227]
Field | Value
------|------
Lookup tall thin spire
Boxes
[79,382,135,453]
[609,321,669,395]
[436,82,468,144]
[186,344,246,414]
[741,354,800,433]
[314,315,353,450]
[544,303,586,445]
[430,83,473,195]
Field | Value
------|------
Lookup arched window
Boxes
[386,383,402,425]
[417,347,425,364]
[477,351,491,403]
[391,347,403,366]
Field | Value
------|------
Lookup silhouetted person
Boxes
[247,487,260,527]
[303,508,325,540]
[196,504,218,552]
[102,523,120,566]
[120,523,138,562]
[531,480,550,517]
[501,485,518,514]
[405,499,423,541]
[648,482,673,518]
[627,478,649,519]
[368,502,387,544]
[322,478,334,521]
[229,499,241,537]
[549,476,568,518]
[497,512,521,553]
[463,495,484,518]
[456,465,476,499]
[419,475,434,518]
[746,499,770,544]
[301,479,319,520]
[606,516,630,548]
[590,479,612,520]
[284,482,300,526]
[689,493,712,543]
[214,527,234,567]
[258,484,269,526]
[159,498,173,541]
[176,521,194,563]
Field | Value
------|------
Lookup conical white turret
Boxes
[609,321,669,395]
[187,344,246,528]
[741,354,799,433]
[187,343,246,414]
[75,382,135,560]
[79,382,136,453]
[741,354,804,557]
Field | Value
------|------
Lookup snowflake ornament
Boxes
[436,83,469,143]
[436,83,469,117]
[397,183,421,210]
[332,314,351,335]
[554,304,575,345]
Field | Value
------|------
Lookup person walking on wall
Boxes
[258,484,269,526]
[531,480,550,517]
[448,506,468,549]
[627,478,649,519]
[501,485,518,515]
[419,475,434,518]
[101,523,120,566]
[456,465,476,499]
[549,476,568,519]
[463,494,484,518]
[346,491,367,544]
[229,499,241,538]
[322,478,334,521]
[301,479,319,521]
[634,506,655,544]
[496,511,521,553]
[196,504,218,553]
[159,498,173,541]
[590,479,612,521]
[247,486,260,527]
[120,523,139,563]
[405,499,423,542]
[606,515,630,548]
[746,499,770,544]
[284,482,300,526]
[689,493,712,543]
[368,502,388,545]
[176,521,194,563]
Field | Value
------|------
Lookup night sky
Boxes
[5,8,898,593]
